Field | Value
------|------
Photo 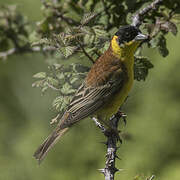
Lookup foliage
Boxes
[32,63,89,111]
[32,0,180,113]
[134,56,154,81]
[0,0,180,115]
[0,5,30,56]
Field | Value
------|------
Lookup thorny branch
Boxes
[92,111,125,180]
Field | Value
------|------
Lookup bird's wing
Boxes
[59,69,126,128]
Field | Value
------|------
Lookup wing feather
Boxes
[59,69,126,127]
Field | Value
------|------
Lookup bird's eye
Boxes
[125,32,130,38]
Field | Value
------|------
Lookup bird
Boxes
[33,25,147,163]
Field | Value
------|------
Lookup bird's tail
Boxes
[33,127,69,163]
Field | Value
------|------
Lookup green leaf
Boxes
[41,86,48,93]
[64,46,77,58]
[29,31,40,43]
[31,38,49,47]
[134,56,154,81]
[71,64,90,73]
[78,26,92,34]
[149,33,169,57]
[61,83,76,95]
[52,96,72,112]
[33,72,46,79]
[157,35,169,57]
[70,77,79,84]
[92,26,107,37]
[47,77,59,87]
[81,12,97,26]
[149,37,159,48]
[172,14,180,24]
[160,21,178,36]
[32,80,44,88]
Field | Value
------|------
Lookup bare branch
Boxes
[131,0,163,27]
[77,40,95,64]
[0,48,16,60]
[0,46,56,60]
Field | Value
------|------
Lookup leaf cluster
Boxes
[32,63,89,112]
[0,5,30,54]
[134,56,154,81]
[145,1,180,57]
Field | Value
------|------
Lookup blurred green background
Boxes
[0,1,180,180]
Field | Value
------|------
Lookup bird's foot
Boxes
[115,110,127,125]
[104,128,122,144]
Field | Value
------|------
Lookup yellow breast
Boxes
[95,35,139,121]
[96,56,134,120]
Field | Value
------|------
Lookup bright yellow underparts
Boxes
[95,35,140,122]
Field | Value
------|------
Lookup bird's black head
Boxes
[115,25,147,45]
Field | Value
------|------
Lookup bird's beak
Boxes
[134,33,148,41]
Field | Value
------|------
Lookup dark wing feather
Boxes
[59,69,126,128]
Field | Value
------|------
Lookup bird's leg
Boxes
[91,116,106,133]
[104,127,122,144]
[108,114,122,143]
[92,114,123,143]
[108,109,127,143]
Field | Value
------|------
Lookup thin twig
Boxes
[77,40,95,64]
[131,0,163,27]
[147,175,155,180]
[0,48,16,60]
[0,46,56,60]
[46,82,61,91]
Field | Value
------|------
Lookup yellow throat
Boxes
[111,35,140,60]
